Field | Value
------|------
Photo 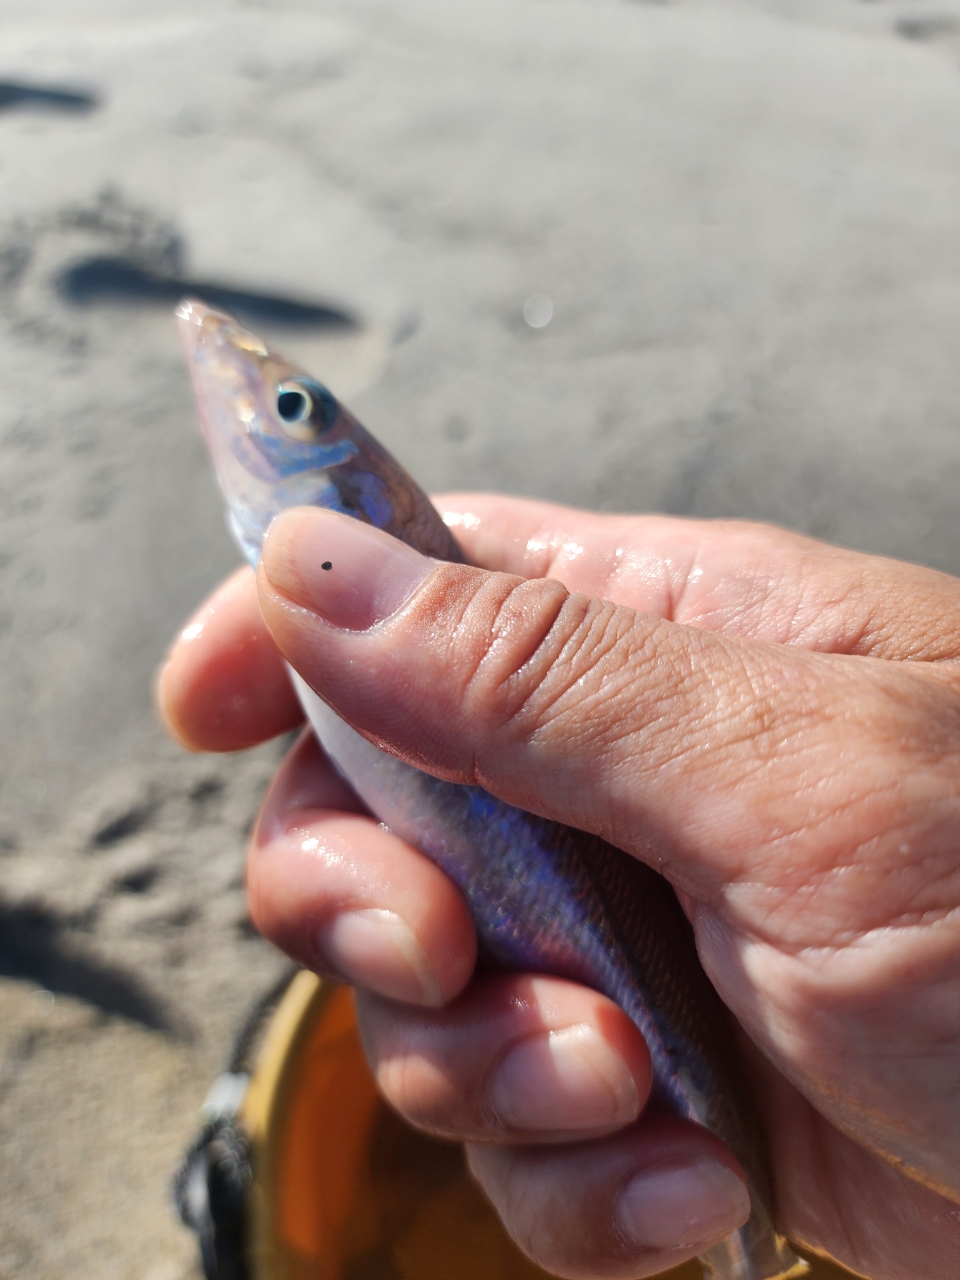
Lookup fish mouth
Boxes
[175,297,217,363]
[176,297,271,363]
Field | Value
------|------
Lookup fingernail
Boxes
[616,1160,750,1251]
[317,908,443,1006]
[488,1025,640,1132]
[262,507,433,631]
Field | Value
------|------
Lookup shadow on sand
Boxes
[0,899,179,1034]
[0,80,99,113]
[58,256,357,334]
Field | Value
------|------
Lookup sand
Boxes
[2,1,960,1275]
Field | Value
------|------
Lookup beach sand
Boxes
[2,2,960,1275]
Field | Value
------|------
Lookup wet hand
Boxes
[158,496,960,1280]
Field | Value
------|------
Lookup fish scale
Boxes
[177,297,806,1280]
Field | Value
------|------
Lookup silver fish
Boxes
[177,297,805,1280]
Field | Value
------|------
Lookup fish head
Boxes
[177,297,360,564]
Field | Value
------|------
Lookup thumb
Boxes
[257,506,951,905]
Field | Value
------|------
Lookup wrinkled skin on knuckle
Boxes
[376,568,567,778]
[450,574,584,741]
[375,1051,469,1139]
[438,575,710,796]
[400,570,652,790]
[517,604,690,758]
[354,979,529,1141]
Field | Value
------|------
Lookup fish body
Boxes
[177,298,805,1280]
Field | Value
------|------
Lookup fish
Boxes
[176,297,806,1280]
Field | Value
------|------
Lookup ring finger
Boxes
[356,973,652,1144]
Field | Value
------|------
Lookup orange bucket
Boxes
[237,972,857,1280]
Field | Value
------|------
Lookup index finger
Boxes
[156,565,304,752]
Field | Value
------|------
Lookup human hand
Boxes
[158,495,960,1280]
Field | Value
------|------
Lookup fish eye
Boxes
[276,382,318,441]
[277,385,311,423]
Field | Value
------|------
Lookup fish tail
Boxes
[699,1224,807,1279]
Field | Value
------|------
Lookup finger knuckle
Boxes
[457,576,659,751]
[374,1047,462,1135]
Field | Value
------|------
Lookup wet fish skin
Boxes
[177,298,805,1280]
